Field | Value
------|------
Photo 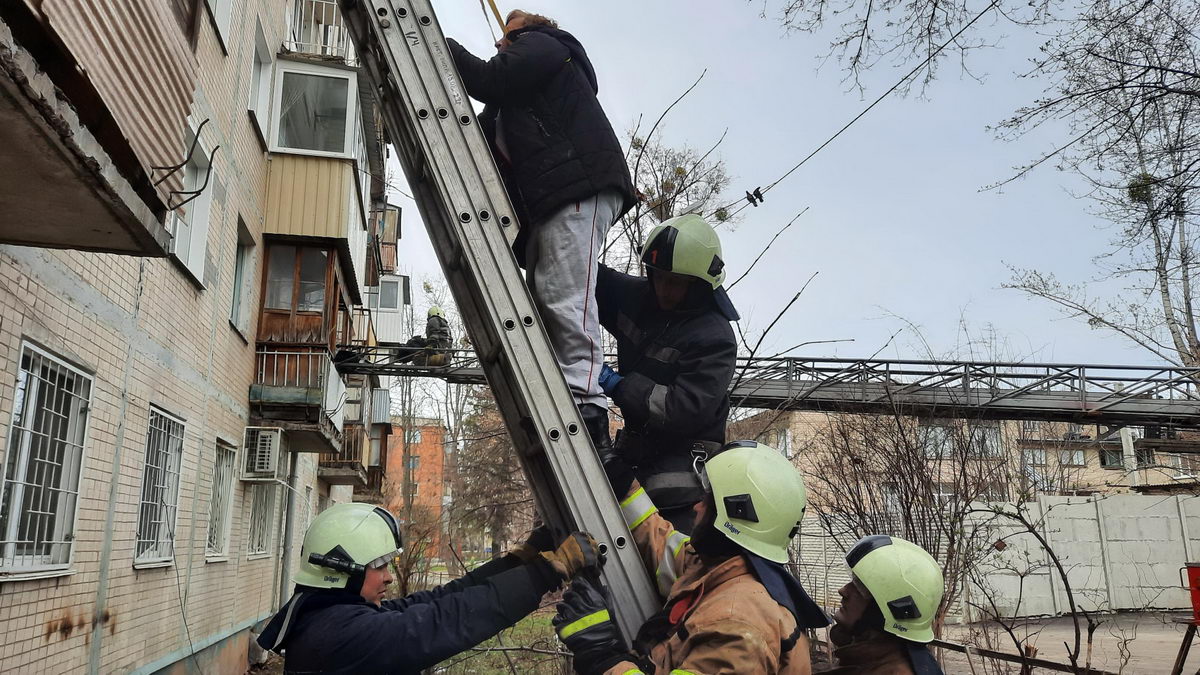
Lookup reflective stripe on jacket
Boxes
[604,486,812,675]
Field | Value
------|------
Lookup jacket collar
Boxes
[830,627,913,668]
[256,587,371,653]
[667,552,749,608]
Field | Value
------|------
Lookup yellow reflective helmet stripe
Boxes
[670,670,699,675]
[558,609,611,640]
[620,487,657,530]
[655,530,690,597]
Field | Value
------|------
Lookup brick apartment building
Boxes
[0,1,402,672]
[386,417,452,561]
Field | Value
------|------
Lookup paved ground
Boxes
[937,612,1194,673]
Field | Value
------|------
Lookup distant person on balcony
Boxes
[394,306,453,366]
[594,213,739,533]
[825,535,946,675]
[445,10,636,451]
[257,503,600,673]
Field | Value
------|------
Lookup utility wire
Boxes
[708,0,1002,222]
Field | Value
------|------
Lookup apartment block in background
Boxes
[386,417,450,560]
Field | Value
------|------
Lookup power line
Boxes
[708,0,1002,222]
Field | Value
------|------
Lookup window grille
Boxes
[248,483,276,556]
[206,441,237,555]
[135,408,186,563]
[0,344,92,571]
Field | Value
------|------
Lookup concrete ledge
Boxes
[0,19,171,256]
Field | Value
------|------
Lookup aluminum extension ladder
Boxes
[338,0,658,638]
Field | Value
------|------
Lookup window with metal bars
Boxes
[247,483,276,556]
[135,408,185,564]
[206,441,237,557]
[0,344,92,572]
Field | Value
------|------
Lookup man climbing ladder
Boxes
[445,9,636,450]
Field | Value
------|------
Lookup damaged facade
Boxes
[0,0,400,671]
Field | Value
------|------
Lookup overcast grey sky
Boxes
[386,1,1157,366]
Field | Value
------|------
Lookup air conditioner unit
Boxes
[242,427,288,482]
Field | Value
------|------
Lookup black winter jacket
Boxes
[596,265,738,507]
[257,556,557,674]
[447,26,634,242]
[425,314,451,347]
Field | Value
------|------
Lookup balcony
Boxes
[320,422,368,486]
[263,154,366,303]
[287,0,356,65]
[250,347,345,453]
[0,9,182,255]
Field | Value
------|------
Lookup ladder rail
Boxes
[339,0,659,638]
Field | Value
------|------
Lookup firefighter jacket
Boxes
[822,625,942,675]
[257,555,558,674]
[425,313,451,348]
[602,486,814,675]
[596,265,738,509]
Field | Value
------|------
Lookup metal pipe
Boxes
[278,452,300,608]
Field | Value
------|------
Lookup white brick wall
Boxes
[0,1,344,672]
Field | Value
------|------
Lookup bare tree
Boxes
[449,389,535,562]
[602,127,734,276]
[755,0,1050,91]
[791,411,1012,637]
[1003,0,1200,366]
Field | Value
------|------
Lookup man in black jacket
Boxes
[446,10,635,449]
[596,213,739,532]
[257,502,599,674]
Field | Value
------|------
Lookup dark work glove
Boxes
[598,444,635,499]
[508,523,556,563]
[553,577,635,675]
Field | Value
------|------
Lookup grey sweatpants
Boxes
[525,190,623,408]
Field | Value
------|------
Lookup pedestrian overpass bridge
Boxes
[334,348,1200,429]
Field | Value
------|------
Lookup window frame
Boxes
[1059,448,1086,467]
[247,18,273,146]
[205,440,238,559]
[205,0,234,52]
[247,483,277,558]
[1136,447,1156,469]
[170,118,215,288]
[230,219,256,335]
[405,428,422,444]
[269,59,359,159]
[968,424,1003,458]
[379,279,400,310]
[0,342,94,576]
[263,244,332,317]
[922,424,954,459]
[134,407,187,567]
[1100,446,1124,469]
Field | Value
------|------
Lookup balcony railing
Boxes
[288,0,357,65]
[319,423,368,485]
[253,347,345,434]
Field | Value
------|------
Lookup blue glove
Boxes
[598,363,622,396]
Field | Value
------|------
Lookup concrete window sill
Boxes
[0,568,75,584]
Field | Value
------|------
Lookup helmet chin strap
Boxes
[690,496,741,559]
